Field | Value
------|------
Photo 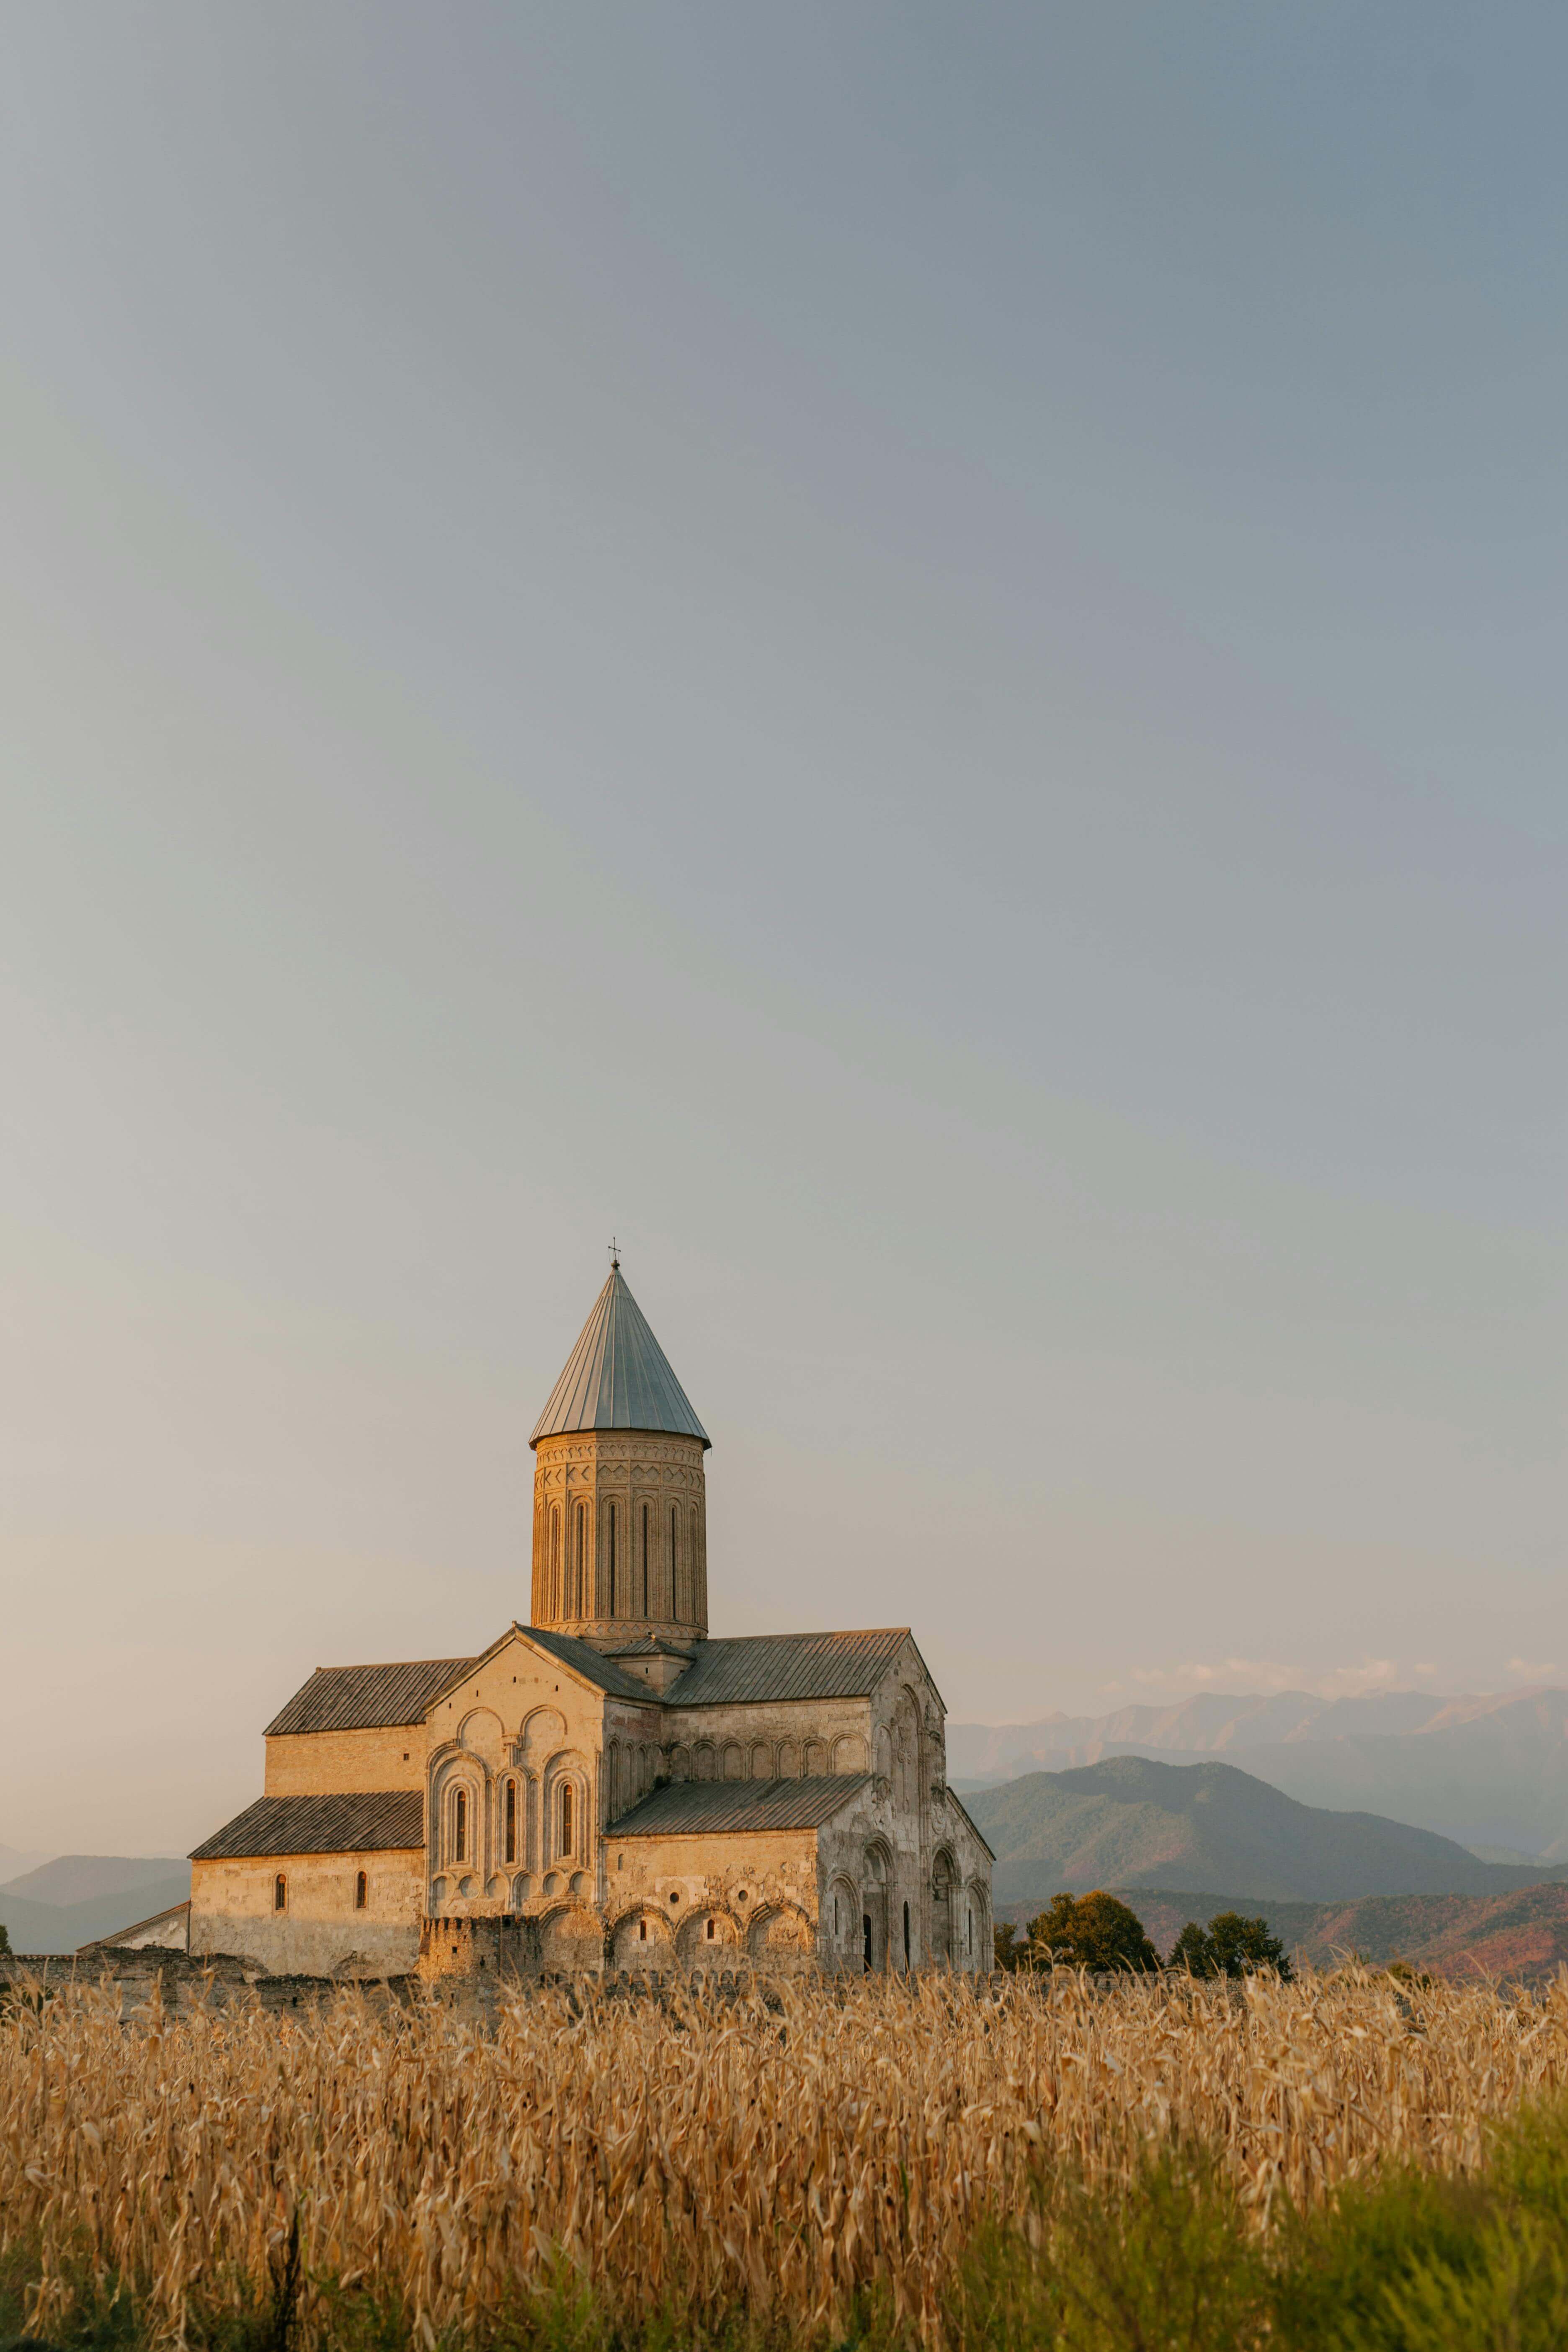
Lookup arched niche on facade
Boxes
[611,1905,676,1971]
[962,1877,990,1970]
[746,1903,814,1967]
[825,1874,859,1961]
[457,1707,504,1761]
[496,1769,526,1869]
[891,1687,923,1813]
[861,1839,892,1972]
[541,1753,591,1872]
[521,1705,566,1760]
[930,1846,958,1967]
[678,1907,741,1965]
[429,1751,487,1888]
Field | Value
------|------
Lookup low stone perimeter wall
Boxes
[0,1942,835,2020]
[0,1949,415,2014]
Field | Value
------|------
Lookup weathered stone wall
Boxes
[423,1628,663,1922]
[265,1724,427,1796]
[603,1825,818,1970]
[656,1693,872,1785]
[189,1849,424,1976]
[804,1643,990,1977]
[419,1824,817,1982]
[816,1782,991,1975]
[0,1948,421,2012]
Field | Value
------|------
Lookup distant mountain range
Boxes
[949,1688,1568,1857]
[0,1855,191,1954]
[0,1842,52,1877]
[965,1755,1568,1912]
[1112,1885,1568,1984]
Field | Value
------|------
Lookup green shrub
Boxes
[954,2139,1264,2352]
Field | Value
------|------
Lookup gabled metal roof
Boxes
[265,1658,479,1737]
[190,1791,423,1860]
[663,1628,911,1708]
[513,1623,665,1702]
[530,1264,709,1448]
[607,1774,871,1837]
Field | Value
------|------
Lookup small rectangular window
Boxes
[354,1870,367,1911]
[273,1873,287,1913]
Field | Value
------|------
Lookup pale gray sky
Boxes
[1,4,1563,1852]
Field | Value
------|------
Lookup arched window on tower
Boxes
[549,1508,561,1618]
[691,1507,701,1620]
[641,1504,649,1617]
[607,1501,617,1617]
[574,1503,587,1616]
[670,1504,681,1618]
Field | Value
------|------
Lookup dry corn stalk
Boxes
[5,1968,1567,2348]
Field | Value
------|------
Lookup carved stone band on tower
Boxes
[529,1262,711,1648]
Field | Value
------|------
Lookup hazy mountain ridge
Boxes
[1089,1886,1568,1983]
[0,1857,191,1955]
[966,1755,1568,1911]
[951,1688,1568,1855]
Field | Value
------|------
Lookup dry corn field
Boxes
[7,1968,1568,2347]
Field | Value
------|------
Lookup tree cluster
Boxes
[993,1892,1292,1980]
[1169,1909,1293,1982]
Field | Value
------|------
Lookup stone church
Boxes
[190,1261,993,1978]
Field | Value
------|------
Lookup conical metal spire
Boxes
[530,1264,710,1448]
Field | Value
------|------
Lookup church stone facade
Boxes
[190,1264,993,1979]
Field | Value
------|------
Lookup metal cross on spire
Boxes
[609,1235,621,1271]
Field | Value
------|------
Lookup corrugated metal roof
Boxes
[519,1624,665,1702]
[264,1658,477,1737]
[530,1265,709,1447]
[259,1626,913,1739]
[664,1628,910,1708]
[607,1774,871,1836]
[190,1791,424,1861]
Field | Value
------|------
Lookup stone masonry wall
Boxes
[265,1725,427,1796]
[189,1849,424,1976]
[419,1824,819,1981]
